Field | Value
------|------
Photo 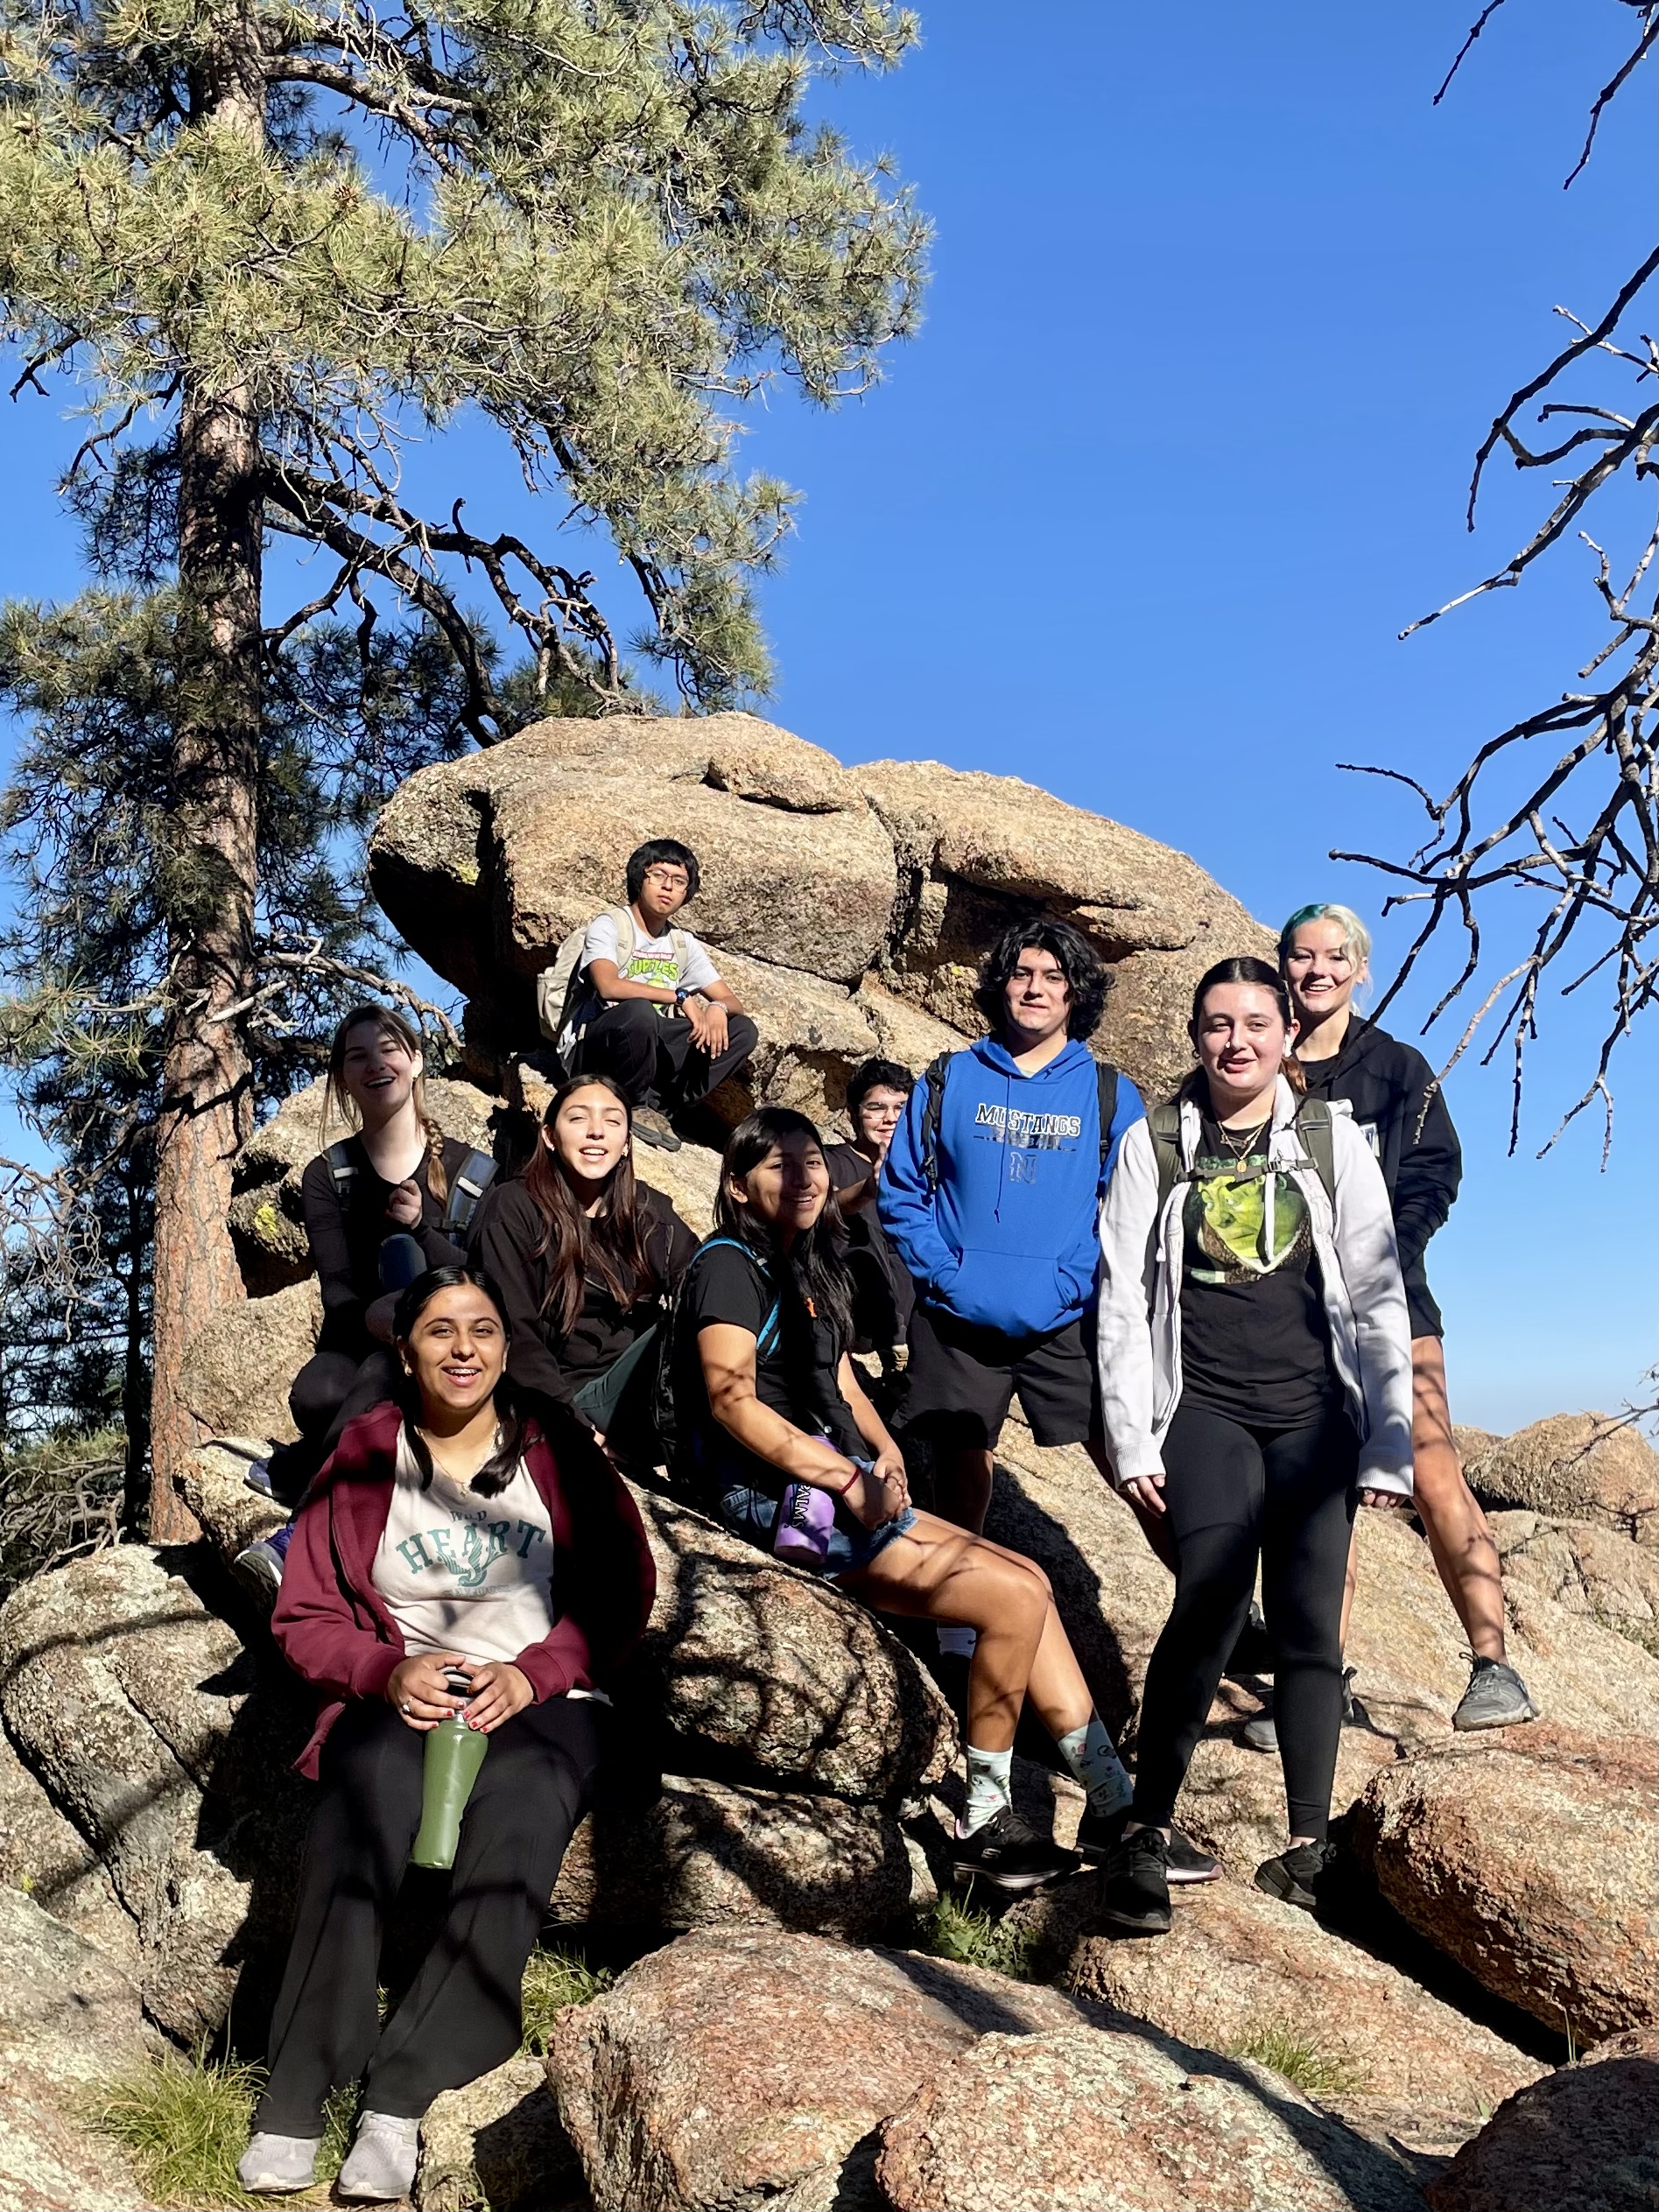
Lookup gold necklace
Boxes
[416,1422,502,1486]
[1215,1113,1272,1164]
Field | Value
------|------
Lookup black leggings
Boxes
[256,1694,601,2132]
[1132,1399,1358,1842]
[573,999,759,1113]
[264,1348,401,1507]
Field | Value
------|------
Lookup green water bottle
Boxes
[411,1685,489,1870]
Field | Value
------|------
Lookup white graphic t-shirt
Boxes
[372,1429,556,1668]
[580,910,721,1005]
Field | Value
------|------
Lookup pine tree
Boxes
[0,1,925,1533]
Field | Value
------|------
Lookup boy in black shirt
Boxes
[823,1058,917,1369]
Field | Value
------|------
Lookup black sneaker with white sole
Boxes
[1254,1837,1338,1914]
[1100,1826,1171,1935]
[951,1808,1079,1892]
[1075,1805,1220,1884]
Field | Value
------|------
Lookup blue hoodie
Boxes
[879,1037,1146,1339]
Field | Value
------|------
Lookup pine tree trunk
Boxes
[147,31,267,1539]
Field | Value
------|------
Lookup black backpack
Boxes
[1145,1095,1339,1217]
[917,1049,1121,1191]
[322,1138,499,1239]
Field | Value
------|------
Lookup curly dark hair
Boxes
[974,918,1108,1042]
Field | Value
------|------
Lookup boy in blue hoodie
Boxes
[881,918,1144,1529]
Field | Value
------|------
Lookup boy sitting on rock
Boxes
[545,839,757,1152]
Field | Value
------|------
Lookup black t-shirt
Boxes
[824,1141,915,1350]
[672,1237,861,1498]
[1177,1117,1336,1427]
[300,1135,475,1359]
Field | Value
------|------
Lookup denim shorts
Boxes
[717,1484,917,1579]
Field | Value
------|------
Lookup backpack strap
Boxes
[1093,1060,1120,1165]
[919,1050,954,1195]
[1149,1099,1184,1217]
[1290,1096,1338,1210]
[441,1148,499,1238]
[322,1139,359,1198]
[683,1236,782,1354]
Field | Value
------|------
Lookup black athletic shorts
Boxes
[903,1304,1101,1452]
[1402,1258,1443,1342]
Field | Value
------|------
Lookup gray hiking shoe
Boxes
[336,2110,422,2201]
[631,1105,682,1151]
[1452,1657,1539,1731]
[237,2132,320,2193]
[1242,1705,1278,1752]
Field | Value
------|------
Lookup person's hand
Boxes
[871,1446,910,1510]
[1123,1471,1168,1517]
[384,1177,424,1230]
[686,996,729,1057]
[1360,1486,1409,1512]
[843,1460,906,1529]
[460,1661,535,1733]
[386,1651,468,1732]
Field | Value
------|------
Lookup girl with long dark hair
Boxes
[470,1073,696,1462]
[242,1266,653,2202]
[673,1106,1140,1895]
[1094,957,1414,1933]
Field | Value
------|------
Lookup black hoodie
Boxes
[1297,1015,1460,1287]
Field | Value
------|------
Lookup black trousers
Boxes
[264,1347,402,1507]
[256,1695,602,2131]
[1132,1398,1358,1841]
[573,1000,758,1113]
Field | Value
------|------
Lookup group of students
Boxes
[234,842,1538,2202]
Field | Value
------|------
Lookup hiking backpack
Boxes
[917,1049,1121,1192]
[536,906,694,1058]
[1145,1094,1341,1218]
[322,1139,499,1239]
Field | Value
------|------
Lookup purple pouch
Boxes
[774,1481,836,1565]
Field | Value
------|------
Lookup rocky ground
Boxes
[3,718,1653,2209]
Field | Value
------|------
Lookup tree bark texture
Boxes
[148,25,267,1538]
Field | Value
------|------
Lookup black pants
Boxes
[264,1348,401,1508]
[256,1695,602,2131]
[1132,1399,1358,1841]
[573,1000,758,1113]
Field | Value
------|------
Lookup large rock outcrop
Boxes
[1424,2026,1659,2212]
[1490,1509,1657,1654]
[0,1886,156,2211]
[1349,1725,1659,2044]
[546,1927,1109,2212]
[1464,1414,1657,1543]
[875,2023,1426,2212]
[367,711,1271,1113]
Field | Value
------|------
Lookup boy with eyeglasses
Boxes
[564,839,757,1151]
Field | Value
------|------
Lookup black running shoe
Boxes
[952,1808,1079,1892]
[1076,1806,1220,1885]
[1100,1825,1171,1935]
[1254,1838,1338,1914]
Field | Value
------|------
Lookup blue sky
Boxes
[1,1,1653,1429]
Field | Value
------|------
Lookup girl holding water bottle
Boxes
[243,1266,654,2203]
[671,1106,1140,1896]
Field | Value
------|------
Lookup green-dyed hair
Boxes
[1278,903,1374,970]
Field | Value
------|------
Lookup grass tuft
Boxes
[918,1889,1036,1981]
[1229,2021,1366,2098]
[91,2045,355,2208]
[520,1944,614,2054]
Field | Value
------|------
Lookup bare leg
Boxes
[843,1512,1089,1749]
[1339,1522,1360,1650]
[934,1445,995,1535]
[1409,1337,1507,1661]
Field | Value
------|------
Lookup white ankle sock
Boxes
[1055,1714,1133,1817]
[959,1743,1012,1835]
[937,1624,978,1660]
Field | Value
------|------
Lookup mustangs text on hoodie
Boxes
[879,1036,1145,1340]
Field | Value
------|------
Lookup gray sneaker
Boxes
[336,2110,421,2201]
[236,2132,320,2193]
[1452,1657,1539,1731]
[1242,1705,1278,1752]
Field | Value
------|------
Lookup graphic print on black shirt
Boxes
[1177,1117,1337,1427]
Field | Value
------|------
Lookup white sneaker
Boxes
[336,2110,422,2201]
[237,2132,320,2193]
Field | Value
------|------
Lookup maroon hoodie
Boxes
[271,1399,657,1778]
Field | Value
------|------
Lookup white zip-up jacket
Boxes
[1095,1078,1415,1495]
